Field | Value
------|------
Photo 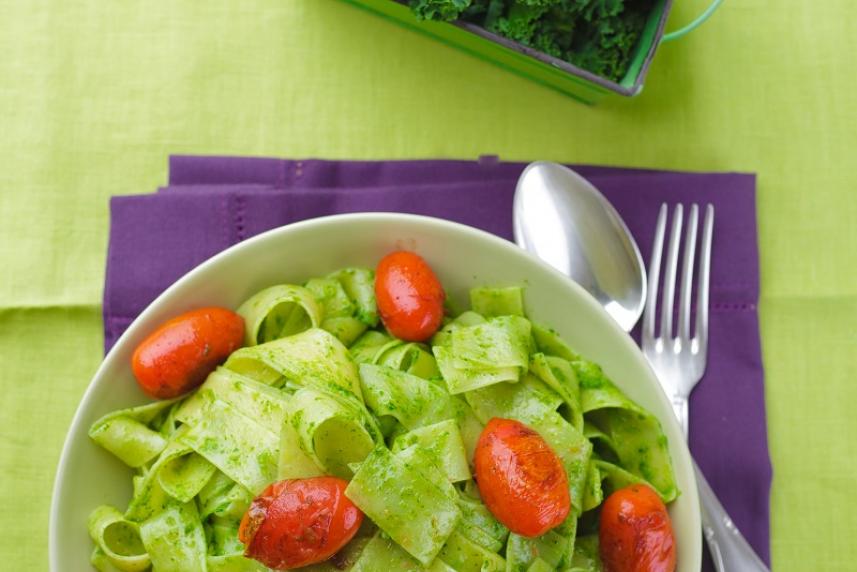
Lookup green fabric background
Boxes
[1,0,854,569]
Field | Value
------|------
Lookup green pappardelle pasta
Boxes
[87,268,677,571]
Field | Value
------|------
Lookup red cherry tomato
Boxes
[474,418,570,537]
[599,484,676,572]
[131,307,244,399]
[375,250,445,342]
[239,477,364,570]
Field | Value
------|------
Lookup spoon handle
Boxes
[695,460,770,572]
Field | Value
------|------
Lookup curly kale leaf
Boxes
[409,0,472,21]
[480,0,507,29]
[487,2,549,45]
[559,0,625,21]
[567,5,647,80]
[531,9,576,58]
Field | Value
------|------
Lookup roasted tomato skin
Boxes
[474,417,570,537]
[599,484,676,572]
[239,477,363,570]
[375,250,445,342]
[131,307,244,399]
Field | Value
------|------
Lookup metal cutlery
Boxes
[642,203,770,572]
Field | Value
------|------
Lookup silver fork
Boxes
[642,204,770,572]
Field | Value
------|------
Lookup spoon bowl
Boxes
[513,161,647,332]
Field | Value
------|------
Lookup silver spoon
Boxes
[513,161,770,572]
[513,161,646,331]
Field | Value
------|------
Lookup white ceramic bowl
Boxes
[50,213,700,571]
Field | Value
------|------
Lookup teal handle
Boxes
[662,0,724,42]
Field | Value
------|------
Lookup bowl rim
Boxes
[49,212,700,570]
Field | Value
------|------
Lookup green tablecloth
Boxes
[1,1,853,569]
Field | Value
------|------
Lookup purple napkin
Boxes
[105,155,771,568]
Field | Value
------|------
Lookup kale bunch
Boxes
[408,0,654,82]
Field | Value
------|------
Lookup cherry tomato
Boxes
[474,418,570,537]
[375,250,445,342]
[599,484,676,572]
[131,307,244,399]
[239,477,364,570]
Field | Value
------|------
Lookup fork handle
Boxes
[672,397,689,441]
[694,460,771,571]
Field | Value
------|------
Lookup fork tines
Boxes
[642,203,714,354]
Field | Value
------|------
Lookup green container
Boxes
[340,0,687,104]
